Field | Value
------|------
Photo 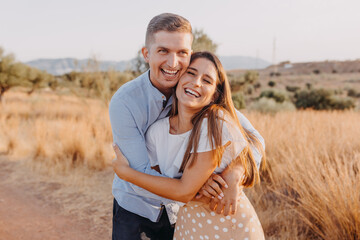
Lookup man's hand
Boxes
[195,173,228,200]
[112,143,131,178]
[208,165,245,216]
[209,181,244,216]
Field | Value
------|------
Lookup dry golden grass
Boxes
[1,90,359,239]
[0,90,114,171]
[246,110,360,239]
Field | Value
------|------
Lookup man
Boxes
[109,13,264,240]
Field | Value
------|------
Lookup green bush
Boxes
[306,83,312,90]
[270,72,281,77]
[232,92,246,109]
[260,89,289,103]
[228,73,245,91]
[254,82,261,89]
[286,85,300,92]
[0,47,55,100]
[246,85,254,95]
[249,98,296,114]
[294,88,355,110]
[347,89,360,98]
[244,71,259,84]
[268,81,276,87]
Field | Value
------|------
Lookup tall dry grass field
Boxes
[0,90,114,171]
[247,110,360,239]
[1,90,359,239]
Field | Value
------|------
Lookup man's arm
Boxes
[198,110,265,215]
[109,97,176,203]
[236,110,265,168]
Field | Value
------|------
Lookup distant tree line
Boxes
[0,47,55,101]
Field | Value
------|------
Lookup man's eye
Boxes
[159,49,167,53]
[187,71,195,75]
[179,51,188,56]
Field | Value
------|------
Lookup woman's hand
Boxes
[112,143,130,179]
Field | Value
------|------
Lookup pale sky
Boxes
[1,0,359,63]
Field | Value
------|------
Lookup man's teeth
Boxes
[162,69,178,75]
[185,89,200,98]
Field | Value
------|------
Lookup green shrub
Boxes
[254,82,261,89]
[260,89,289,103]
[244,71,259,84]
[249,98,296,114]
[306,83,313,90]
[0,47,55,100]
[268,81,276,87]
[286,85,300,92]
[232,92,246,109]
[347,89,360,98]
[294,88,355,110]
[270,72,281,77]
[228,73,245,91]
[246,85,254,95]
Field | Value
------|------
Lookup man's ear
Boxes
[141,47,150,63]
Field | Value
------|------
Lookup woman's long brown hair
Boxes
[170,51,265,187]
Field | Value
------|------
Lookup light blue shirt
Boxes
[109,70,265,223]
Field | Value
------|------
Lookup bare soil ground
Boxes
[0,157,113,240]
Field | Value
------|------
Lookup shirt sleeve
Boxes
[194,118,239,153]
[109,96,176,204]
[235,110,265,169]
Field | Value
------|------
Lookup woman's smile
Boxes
[176,58,217,111]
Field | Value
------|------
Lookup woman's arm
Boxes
[112,144,220,203]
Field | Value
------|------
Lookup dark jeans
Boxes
[112,199,174,240]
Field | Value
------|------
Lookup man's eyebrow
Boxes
[179,48,191,52]
[157,46,169,50]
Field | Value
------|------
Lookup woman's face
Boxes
[176,58,218,112]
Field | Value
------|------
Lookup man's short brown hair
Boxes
[145,13,193,47]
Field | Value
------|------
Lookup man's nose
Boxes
[167,53,179,68]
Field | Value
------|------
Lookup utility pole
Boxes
[272,37,277,73]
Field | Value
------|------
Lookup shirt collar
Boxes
[145,70,174,103]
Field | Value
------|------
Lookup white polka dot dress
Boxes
[173,192,265,240]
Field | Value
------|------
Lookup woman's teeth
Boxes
[185,88,200,98]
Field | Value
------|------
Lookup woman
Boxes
[112,51,265,239]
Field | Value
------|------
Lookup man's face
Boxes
[142,31,192,96]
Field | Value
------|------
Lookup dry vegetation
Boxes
[247,111,360,239]
[1,90,359,239]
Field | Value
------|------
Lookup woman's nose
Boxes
[192,76,202,87]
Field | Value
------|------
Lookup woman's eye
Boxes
[203,79,211,84]
[187,71,195,75]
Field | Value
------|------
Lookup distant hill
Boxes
[25,58,132,75]
[219,56,271,70]
[262,60,360,75]
[25,56,271,75]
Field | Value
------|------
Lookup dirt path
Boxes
[0,158,112,240]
